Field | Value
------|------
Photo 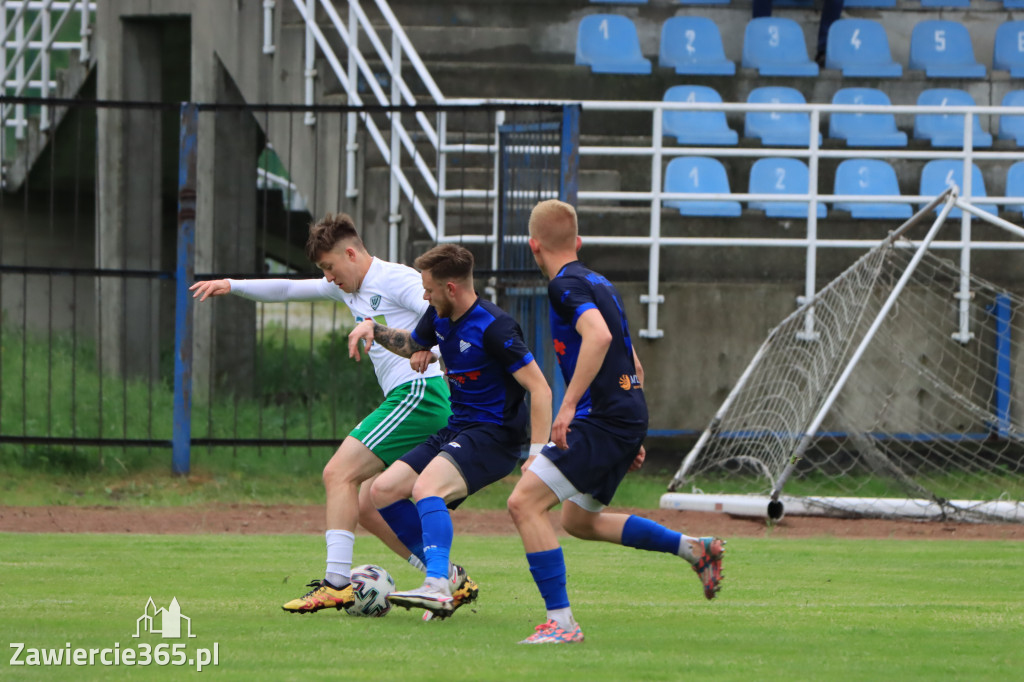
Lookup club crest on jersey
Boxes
[370,294,381,310]
[459,340,471,353]
[619,374,639,390]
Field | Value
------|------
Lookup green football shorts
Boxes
[350,375,452,467]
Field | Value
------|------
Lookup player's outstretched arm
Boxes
[189,279,231,301]
[512,360,553,457]
[409,350,439,373]
[348,319,429,361]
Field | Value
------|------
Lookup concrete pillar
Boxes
[192,57,260,401]
[95,15,164,380]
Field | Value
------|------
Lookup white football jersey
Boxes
[228,257,441,396]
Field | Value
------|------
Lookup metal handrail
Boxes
[0,0,94,141]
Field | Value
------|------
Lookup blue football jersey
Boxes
[411,298,534,436]
[548,261,648,430]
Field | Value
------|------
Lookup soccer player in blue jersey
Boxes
[347,243,552,619]
[506,199,725,644]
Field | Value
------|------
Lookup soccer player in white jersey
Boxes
[190,213,477,614]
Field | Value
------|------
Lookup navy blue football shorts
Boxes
[533,419,645,510]
[398,423,522,497]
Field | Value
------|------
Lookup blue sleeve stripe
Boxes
[508,352,534,374]
[572,302,597,326]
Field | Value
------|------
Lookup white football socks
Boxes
[325,529,355,587]
[677,534,700,564]
[547,607,575,630]
[407,554,426,573]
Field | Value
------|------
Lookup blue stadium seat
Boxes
[659,17,735,75]
[844,0,895,6]
[998,90,1024,145]
[829,88,907,147]
[994,21,1024,78]
[745,87,822,147]
[833,160,913,219]
[576,15,652,74]
[742,18,819,77]
[920,0,968,7]
[913,89,992,148]
[1005,162,1024,215]
[1005,0,1024,8]
[663,157,742,217]
[662,86,738,146]
[825,19,901,77]
[748,158,826,219]
[919,160,993,217]
[909,21,985,79]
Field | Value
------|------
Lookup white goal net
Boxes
[666,190,1024,523]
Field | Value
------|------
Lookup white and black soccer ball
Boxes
[345,564,395,617]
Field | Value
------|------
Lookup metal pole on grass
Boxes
[172,103,198,476]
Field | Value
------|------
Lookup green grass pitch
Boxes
[2,533,1022,681]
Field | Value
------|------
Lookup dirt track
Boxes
[2,504,1023,540]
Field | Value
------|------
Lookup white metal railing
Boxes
[1,0,95,141]
[292,1,1024,339]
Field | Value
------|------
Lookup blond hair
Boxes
[528,199,578,251]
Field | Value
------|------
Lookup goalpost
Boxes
[663,188,1024,523]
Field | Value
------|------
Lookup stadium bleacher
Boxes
[919,160,994,216]
[824,19,902,78]
[742,17,819,76]
[913,89,993,148]
[833,159,913,219]
[662,86,738,145]
[829,88,908,147]
[659,16,736,75]
[744,87,822,147]
[663,157,743,217]
[748,158,827,219]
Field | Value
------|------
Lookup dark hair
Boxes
[305,213,364,262]
[414,244,474,283]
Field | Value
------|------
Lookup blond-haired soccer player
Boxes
[507,199,725,644]
[190,213,473,614]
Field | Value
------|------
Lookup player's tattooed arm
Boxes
[371,322,430,358]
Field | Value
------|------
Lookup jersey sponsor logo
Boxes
[586,272,612,287]
[619,374,639,390]
[553,339,566,356]
[447,442,461,448]
[459,340,471,353]
[370,294,382,310]
[435,331,445,341]
[446,370,481,386]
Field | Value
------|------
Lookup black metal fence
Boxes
[0,96,576,474]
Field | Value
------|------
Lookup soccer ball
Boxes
[345,564,395,617]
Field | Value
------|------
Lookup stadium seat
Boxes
[920,0,968,7]
[833,159,913,219]
[829,88,907,147]
[745,87,822,147]
[591,0,647,3]
[662,86,738,146]
[576,15,652,74]
[825,19,901,78]
[663,157,742,217]
[748,158,826,219]
[913,89,992,148]
[1005,0,1024,8]
[675,0,729,5]
[1005,162,1024,215]
[909,21,985,79]
[742,18,819,77]
[919,160,993,217]
[659,17,735,75]
[994,21,1024,78]
[997,90,1024,145]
